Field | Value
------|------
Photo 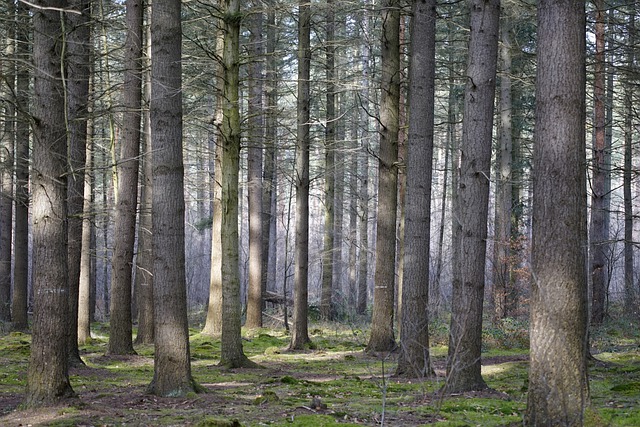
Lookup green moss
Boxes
[271,414,360,426]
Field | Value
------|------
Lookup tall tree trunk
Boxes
[321,0,336,321]
[245,0,265,329]
[109,0,144,356]
[492,16,513,322]
[290,0,312,350]
[623,4,635,316]
[12,0,30,330]
[589,0,607,327]
[526,0,589,424]
[78,120,94,345]
[446,0,499,393]
[219,0,257,368]
[25,0,75,406]
[66,0,91,365]
[365,0,400,353]
[0,0,15,323]
[202,14,225,337]
[395,0,436,379]
[147,0,197,397]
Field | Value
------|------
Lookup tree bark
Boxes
[623,4,635,316]
[78,121,94,345]
[147,0,197,397]
[25,0,75,406]
[525,0,589,424]
[446,0,499,393]
[366,0,400,353]
[290,0,312,350]
[395,0,436,379]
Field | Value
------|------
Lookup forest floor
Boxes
[0,315,639,426]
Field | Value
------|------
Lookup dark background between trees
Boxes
[0,0,639,424]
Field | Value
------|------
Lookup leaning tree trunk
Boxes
[525,0,590,424]
[25,0,75,406]
[446,0,500,393]
[366,0,400,354]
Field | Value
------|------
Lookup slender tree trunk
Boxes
[321,0,336,321]
[25,0,75,406]
[589,0,607,327]
[526,0,589,424]
[446,0,499,393]
[492,17,513,322]
[245,0,265,329]
[365,0,400,353]
[109,0,144,356]
[147,0,197,397]
[623,4,635,316]
[78,121,94,345]
[290,0,312,350]
[395,0,436,379]
[12,0,30,330]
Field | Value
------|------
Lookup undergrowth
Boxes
[0,313,638,426]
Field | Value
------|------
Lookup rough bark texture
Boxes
[589,0,607,326]
[78,129,94,345]
[366,0,400,354]
[147,0,196,397]
[290,0,312,350]
[525,0,589,424]
[108,0,143,356]
[12,0,30,330]
[219,0,257,368]
[446,0,499,393]
[395,0,436,379]
[25,0,76,406]
[245,0,265,329]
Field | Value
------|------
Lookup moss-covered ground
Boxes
[0,314,638,426]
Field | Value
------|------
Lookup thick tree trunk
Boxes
[366,0,400,354]
[109,0,143,356]
[446,0,499,393]
[147,0,197,397]
[526,1,589,424]
[395,0,436,379]
[290,0,312,350]
[25,0,75,406]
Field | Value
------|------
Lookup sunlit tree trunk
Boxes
[446,0,499,393]
[78,121,94,345]
[147,0,197,397]
[25,0,75,406]
[395,0,436,378]
[366,0,400,353]
[526,0,589,424]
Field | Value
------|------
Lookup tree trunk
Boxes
[25,0,75,406]
[623,4,635,316]
[219,0,257,368]
[320,0,336,321]
[395,0,436,379]
[245,0,265,329]
[147,0,197,397]
[365,0,400,354]
[589,0,607,327]
[525,1,589,424]
[492,16,513,323]
[66,0,91,365]
[290,0,312,350]
[78,121,94,345]
[446,0,499,393]
[11,0,30,330]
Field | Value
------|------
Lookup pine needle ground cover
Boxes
[0,319,639,426]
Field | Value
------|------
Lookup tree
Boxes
[446,0,500,393]
[78,132,94,345]
[589,0,607,326]
[245,0,265,329]
[623,3,635,316]
[395,0,436,379]
[525,0,589,424]
[290,0,312,350]
[147,0,197,397]
[66,0,91,365]
[108,0,143,356]
[365,0,400,354]
[25,0,75,406]
[218,0,257,368]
